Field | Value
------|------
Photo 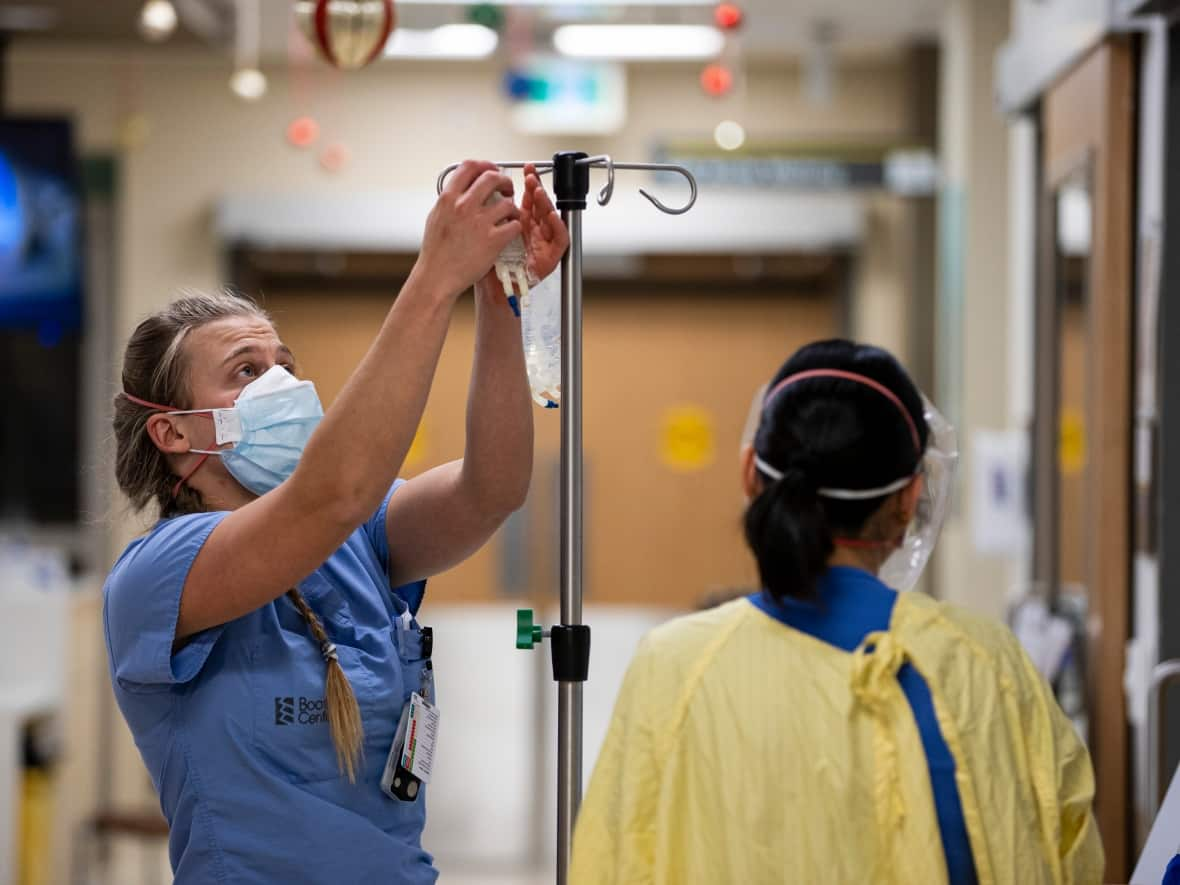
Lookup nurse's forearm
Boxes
[458,279,534,516]
[294,268,458,522]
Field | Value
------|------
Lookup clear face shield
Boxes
[740,383,769,452]
[743,383,959,593]
[875,396,958,592]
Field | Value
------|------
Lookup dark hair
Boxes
[743,339,929,601]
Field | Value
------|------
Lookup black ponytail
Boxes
[744,340,928,601]
[744,467,833,603]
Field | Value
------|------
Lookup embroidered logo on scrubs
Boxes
[275,697,295,725]
[273,696,329,726]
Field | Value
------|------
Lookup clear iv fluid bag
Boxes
[487,190,560,408]
[520,272,561,408]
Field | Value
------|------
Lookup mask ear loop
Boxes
[170,453,212,499]
[834,537,891,549]
[122,392,217,498]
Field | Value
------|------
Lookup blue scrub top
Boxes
[1165,855,1180,885]
[103,481,438,885]
[750,567,979,885]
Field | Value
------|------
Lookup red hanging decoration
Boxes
[700,63,734,98]
[714,3,744,31]
[287,116,321,148]
[296,0,396,70]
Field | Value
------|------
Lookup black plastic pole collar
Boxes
[552,151,591,212]
[549,625,591,683]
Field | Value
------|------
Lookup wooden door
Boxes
[1033,38,1135,875]
[579,285,841,607]
[261,258,842,612]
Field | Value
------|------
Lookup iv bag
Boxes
[521,272,561,408]
[485,190,560,408]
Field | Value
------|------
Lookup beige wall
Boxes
[934,0,1014,621]
[854,193,913,357]
[8,45,912,336]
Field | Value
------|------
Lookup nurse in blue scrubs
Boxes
[103,161,566,884]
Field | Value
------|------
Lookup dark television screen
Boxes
[0,119,83,525]
[0,118,83,333]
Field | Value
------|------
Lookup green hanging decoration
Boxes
[466,3,504,32]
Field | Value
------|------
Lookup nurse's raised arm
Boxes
[113,160,521,642]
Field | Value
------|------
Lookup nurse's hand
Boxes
[417,160,523,300]
[476,164,569,307]
[521,164,570,284]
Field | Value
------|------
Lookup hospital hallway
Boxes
[2,1,1180,884]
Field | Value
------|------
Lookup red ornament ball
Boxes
[714,3,744,31]
[700,63,734,98]
[296,0,396,70]
[287,116,321,149]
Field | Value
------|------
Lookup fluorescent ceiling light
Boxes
[554,25,723,60]
[384,24,499,59]
[0,5,58,31]
[397,0,713,5]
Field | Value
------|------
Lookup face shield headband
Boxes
[748,368,959,591]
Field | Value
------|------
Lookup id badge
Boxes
[381,702,420,801]
[381,686,441,801]
[399,692,440,781]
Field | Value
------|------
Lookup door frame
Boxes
[1031,37,1135,875]
[1159,12,1180,827]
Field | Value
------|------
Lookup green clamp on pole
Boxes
[516,609,545,650]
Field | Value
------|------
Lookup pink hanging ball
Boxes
[319,143,350,173]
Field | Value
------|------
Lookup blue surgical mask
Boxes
[186,365,324,496]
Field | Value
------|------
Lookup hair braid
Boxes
[285,589,365,782]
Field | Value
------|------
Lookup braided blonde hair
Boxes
[114,290,364,781]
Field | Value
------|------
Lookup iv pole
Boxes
[437,151,698,884]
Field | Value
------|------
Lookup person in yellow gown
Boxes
[571,340,1102,885]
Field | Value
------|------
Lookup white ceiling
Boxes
[7,0,947,59]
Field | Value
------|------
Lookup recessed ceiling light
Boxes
[230,68,268,101]
[139,0,179,42]
[714,120,746,151]
[139,0,178,42]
